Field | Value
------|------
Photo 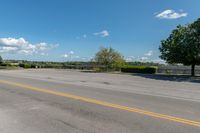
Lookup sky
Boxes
[0,0,199,62]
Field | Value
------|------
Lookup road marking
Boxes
[0,80,200,127]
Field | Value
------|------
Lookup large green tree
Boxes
[159,18,200,76]
[0,56,3,64]
[94,47,125,71]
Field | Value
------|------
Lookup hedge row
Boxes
[121,66,157,74]
[19,63,35,69]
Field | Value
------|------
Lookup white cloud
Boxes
[145,50,153,56]
[61,51,92,61]
[140,56,149,61]
[125,56,135,62]
[80,57,92,61]
[94,30,109,37]
[156,9,188,19]
[62,54,68,58]
[62,51,75,58]
[0,46,18,53]
[125,55,151,62]
[0,37,58,55]
[69,51,74,55]
[40,53,48,56]
[151,59,166,64]
[125,54,165,64]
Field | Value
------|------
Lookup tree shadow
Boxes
[133,73,200,83]
[80,70,99,73]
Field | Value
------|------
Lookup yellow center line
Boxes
[0,79,200,127]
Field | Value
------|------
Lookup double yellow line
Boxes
[0,79,200,127]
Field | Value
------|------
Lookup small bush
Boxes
[19,63,32,69]
[121,65,157,74]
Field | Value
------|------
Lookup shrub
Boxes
[94,47,125,71]
[19,63,32,69]
[121,65,157,74]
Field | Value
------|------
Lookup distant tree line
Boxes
[0,47,157,74]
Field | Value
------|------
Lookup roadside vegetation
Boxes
[0,53,158,74]
[121,65,157,74]
[0,55,199,75]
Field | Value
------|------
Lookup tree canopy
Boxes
[94,47,125,70]
[159,18,200,76]
[0,56,3,64]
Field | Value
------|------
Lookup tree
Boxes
[159,18,200,76]
[0,56,3,64]
[94,47,125,71]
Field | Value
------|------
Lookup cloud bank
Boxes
[145,50,153,56]
[0,37,58,55]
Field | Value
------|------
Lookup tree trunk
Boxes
[191,64,195,76]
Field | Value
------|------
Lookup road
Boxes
[0,69,200,133]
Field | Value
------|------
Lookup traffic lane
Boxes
[0,84,200,133]
[1,69,200,103]
[0,75,200,123]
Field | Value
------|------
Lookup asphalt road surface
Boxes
[0,69,200,133]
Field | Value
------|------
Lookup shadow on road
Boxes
[80,70,98,73]
[133,73,200,83]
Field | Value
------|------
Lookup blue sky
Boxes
[0,0,199,62]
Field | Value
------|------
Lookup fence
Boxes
[157,66,200,75]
